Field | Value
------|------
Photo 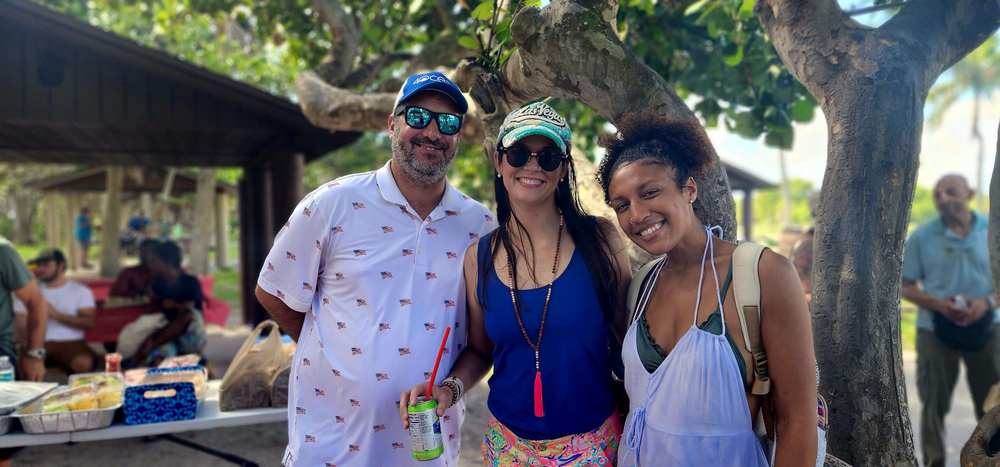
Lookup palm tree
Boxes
[927,35,1000,212]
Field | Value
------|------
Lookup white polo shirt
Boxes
[258,161,496,467]
[14,280,95,342]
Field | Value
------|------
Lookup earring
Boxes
[689,199,695,204]
[497,173,502,178]
[561,177,566,182]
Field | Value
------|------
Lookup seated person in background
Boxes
[127,211,151,234]
[14,249,96,374]
[131,241,206,367]
[109,239,159,299]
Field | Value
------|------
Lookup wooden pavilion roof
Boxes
[24,167,238,195]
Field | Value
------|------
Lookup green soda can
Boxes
[407,396,443,460]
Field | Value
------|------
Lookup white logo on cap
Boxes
[413,74,450,85]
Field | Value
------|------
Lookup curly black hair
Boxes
[596,112,716,205]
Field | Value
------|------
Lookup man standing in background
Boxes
[76,207,93,269]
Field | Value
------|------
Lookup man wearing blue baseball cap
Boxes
[256,71,496,466]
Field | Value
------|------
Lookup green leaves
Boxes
[790,98,815,123]
[471,1,494,20]
[458,36,480,50]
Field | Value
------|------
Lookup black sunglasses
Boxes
[500,144,568,172]
[394,106,463,136]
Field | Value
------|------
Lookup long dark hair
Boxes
[479,147,620,325]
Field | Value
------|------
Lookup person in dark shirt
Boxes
[109,239,159,298]
[132,241,206,367]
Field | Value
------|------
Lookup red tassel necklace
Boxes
[506,215,562,418]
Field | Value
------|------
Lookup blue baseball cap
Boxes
[393,71,468,114]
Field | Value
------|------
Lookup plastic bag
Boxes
[219,320,284,411]
[117,313,168,359]
[270,342,297,408]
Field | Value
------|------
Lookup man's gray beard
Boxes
[391,126,457,189]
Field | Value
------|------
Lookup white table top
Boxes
[0,380,286,448]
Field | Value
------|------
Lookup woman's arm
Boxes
[758,250,818,466]
[401,242,495,423]
[596,217,632,342]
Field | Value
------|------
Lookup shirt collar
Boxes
[932,211,986,235]
[375,160,467,214]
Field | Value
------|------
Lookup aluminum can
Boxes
[407,395,443,460]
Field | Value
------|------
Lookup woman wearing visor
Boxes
[401,102,631,465]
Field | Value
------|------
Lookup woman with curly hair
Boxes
[597,113,818,466]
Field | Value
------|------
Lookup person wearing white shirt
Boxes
[14,248,96,374]
[256,71,496,467]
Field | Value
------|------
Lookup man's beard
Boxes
[391,125,457,189]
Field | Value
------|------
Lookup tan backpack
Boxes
[625,242,829,466]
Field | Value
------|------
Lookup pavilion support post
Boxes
[45,192,59,249]
[189,169,216,276]
[215,192,229,270]
[743,189,754,242]
[99,166,124,278]
[240,167,273,326]
[269,153,304,235]
[65,196,80,272]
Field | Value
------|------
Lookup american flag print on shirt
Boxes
[445,210,458,217]
[354,249,366,256]
[423,372,432,381]
[375,373,389,382]
[266,262,274,271]
[315,389,325,396]
[378,323,391,331]
[381,271,393,279]
[426,228,438,235]
[446,251,458,259]
[331,226,343,234]
[442,347,450,355]
[399,298,412,307]
[335,273,345,281]
[398,347,411,356]
[336,415,346,423]
[296,407,306,415]
[356,299,367,306]
[425,272,437,279]
[276,290,285,299]
[444,300,456,307]
[305,435,316,443]
[332,369,341,376]
[322,297,330,305]
[392,443,405,449]
[352,202,365,210]
[449,434,456,441]
[284,220,291,228]
[349,445,360,452]
[424,323,436,330]
[402,249,414,256]
[350,399,361,407]
[373,424,386,433]
[303,358,311,366]
[469,233,479,240]
[382,226,394,234]
[337,321,346,329]
[326,181,340,189]
[302,207,312,217]
[286,251,296,260]
[444,415,451,421]
[486,214,494,222]
[315,240,322,250]
[351,347,363,355]
[302,282,313,291]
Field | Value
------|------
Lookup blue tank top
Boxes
[477,233,616,440]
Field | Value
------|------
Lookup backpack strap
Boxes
[626,259,662,326]
[733,242,771,396]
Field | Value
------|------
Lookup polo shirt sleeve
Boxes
[258,197,332,313]
[901,231,923,283]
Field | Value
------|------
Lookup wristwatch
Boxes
[25,348,46,360]
[988,296,997,308]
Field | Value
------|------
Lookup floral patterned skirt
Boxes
[482,412,622,466]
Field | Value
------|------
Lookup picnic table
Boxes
[0,380,285,466]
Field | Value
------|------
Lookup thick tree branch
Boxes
[309,0,361,86]
[990,118,1000,330]
[485,0,738,240]
[882,0,1000,91]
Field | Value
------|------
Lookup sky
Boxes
[701,1,1000,192]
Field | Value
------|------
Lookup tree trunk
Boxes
[974,93,986,213]
[215,193,229,271]
[756,0,1000,464]
[810,65,923,467]
[189,169,216,276]
[779,149,791,227]
[65,195,80,272]
[99,166,124,278]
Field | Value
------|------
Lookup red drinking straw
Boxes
[426,326,452,402]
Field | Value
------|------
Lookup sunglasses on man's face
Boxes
[500,144,568,172]
[395,106,463,136]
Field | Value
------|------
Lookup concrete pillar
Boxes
[45,192,59,248]
[99,166,124,277]
[215,192,229,270]
[65,196,80,271]
[189,169,216,276]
